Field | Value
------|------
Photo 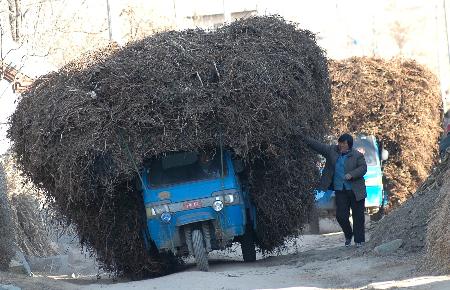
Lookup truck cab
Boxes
[140,149,256,271]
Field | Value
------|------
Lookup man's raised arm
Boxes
[301,136,332,157]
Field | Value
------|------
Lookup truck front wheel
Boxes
[241,226,256,262]
[192,229,209,271]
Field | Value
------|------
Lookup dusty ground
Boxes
[2,226,450,290]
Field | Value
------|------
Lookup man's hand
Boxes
[344,173,352,180]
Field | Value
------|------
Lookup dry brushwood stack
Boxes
[329,57,442,206]
[1,154,55,257]
[368,153,449,252]
[0,159,15,270]
[8,16,332,278]
[424,151,450,274]
[367,151,449,259]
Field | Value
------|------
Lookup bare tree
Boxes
[7,0,21,42]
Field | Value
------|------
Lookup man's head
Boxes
[337,133,353,153]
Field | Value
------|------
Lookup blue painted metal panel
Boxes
[175,211,215,226]
[366,185,383,207]
[314,189,335,210]
[142,152,237,203]
[215,205,246,237]
[141,152,251,252]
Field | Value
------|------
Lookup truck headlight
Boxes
[212,200,224,212]
[212,189,239,205]
[146,207,157,218]
[146,204,170,219]
[224,194,234,204]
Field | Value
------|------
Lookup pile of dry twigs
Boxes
[329,57,442,206]
[8,16,332,278]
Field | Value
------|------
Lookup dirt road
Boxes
[2,230,450,290]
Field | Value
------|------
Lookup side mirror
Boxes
[233,159,245,173]
[381,149,389,161]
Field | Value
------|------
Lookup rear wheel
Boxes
[370,206,385,221]
[192,229,209,271]
[241,226,256,262]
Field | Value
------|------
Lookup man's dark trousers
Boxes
[335,190,365,243]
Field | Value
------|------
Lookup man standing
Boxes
[302,133,368,247]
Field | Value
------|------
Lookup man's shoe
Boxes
[355,242,365,248]
[345,238,352,247]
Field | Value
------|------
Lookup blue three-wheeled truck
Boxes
[140,149,257,271]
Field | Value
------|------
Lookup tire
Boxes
[370,206,385,222]
[240,226,256,262]
[192,229,209,271]
[309,204,320,234]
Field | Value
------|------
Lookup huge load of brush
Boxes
[8,16,332,278]
[367,150,450,275]
[1,154,55,257]
[0,160,14,270]
[329,57,442,206]
[0,154,54,271]
[424,150,450,274]
[367,152,449,253]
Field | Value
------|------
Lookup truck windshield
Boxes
[353,137,378,166]
[147,151,227,188]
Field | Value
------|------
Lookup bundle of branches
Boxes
[1,154,55,257]
[368,152,449,259]
[329,57,442,206]
[424,152,450,274]
[8,16,331,278]
[0,160,14,270]
[368,153,449,253]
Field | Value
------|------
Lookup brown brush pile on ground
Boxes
[368,152,450,253]
[1,153,55,257]
[8,16,332,278]
[0,159,15,270]
[424,150,450,274]
[329,57,442,206]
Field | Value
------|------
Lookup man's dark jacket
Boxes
[304,137,368,201]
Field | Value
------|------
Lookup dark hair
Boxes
[338,133,353,149]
